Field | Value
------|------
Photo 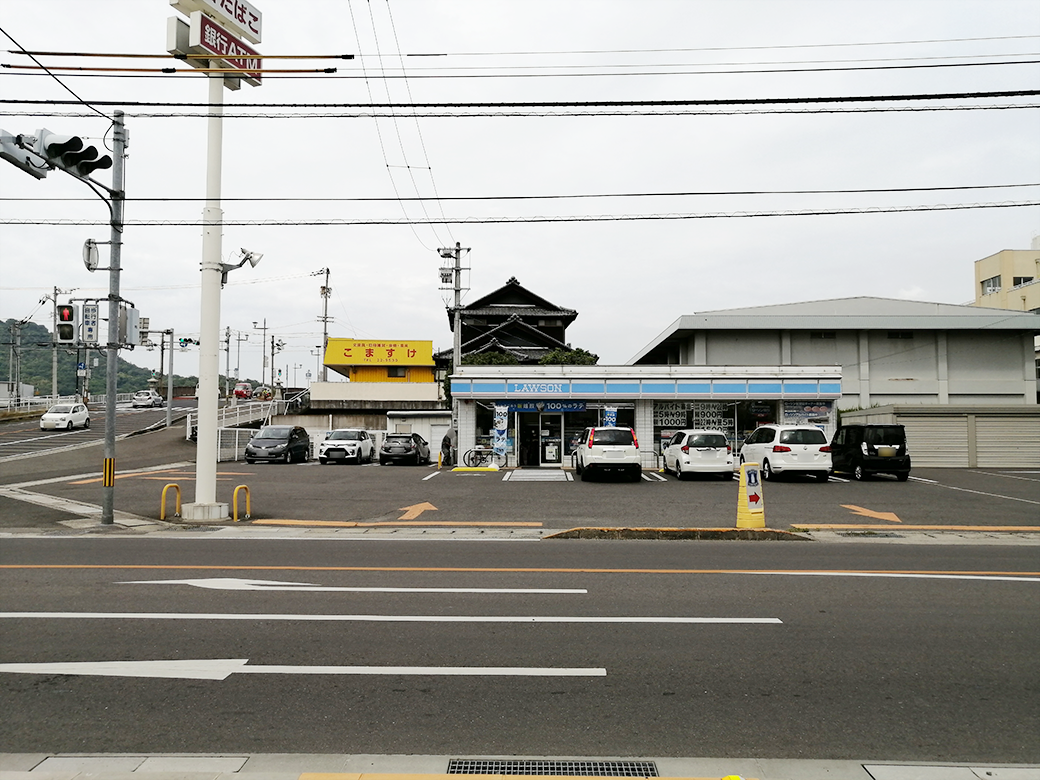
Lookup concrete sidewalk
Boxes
[2,753,1038,779]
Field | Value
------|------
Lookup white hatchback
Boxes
[40,403,90,430]
[739,424,831,482]
[663,429,734,480]
[575,426,642,482]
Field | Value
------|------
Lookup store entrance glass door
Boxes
[540,413,563,466]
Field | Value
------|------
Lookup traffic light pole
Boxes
[100,111,126,525]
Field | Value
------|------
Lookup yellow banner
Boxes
[325,338,434,366]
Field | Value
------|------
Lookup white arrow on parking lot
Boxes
[119,577,588,594]
[0,659,606,680]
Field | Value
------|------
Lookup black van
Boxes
[829,424,910,481]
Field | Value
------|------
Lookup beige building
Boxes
[974,239,1040,313]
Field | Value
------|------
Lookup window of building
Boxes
[810,331,836,339]
[887,331,913,339]
[981,275,1001,294]
[1013,276,1035,287]
[387,367,406,378]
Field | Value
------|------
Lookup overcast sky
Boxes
[1,0,1038,384]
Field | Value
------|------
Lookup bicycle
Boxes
[463,446,505,467]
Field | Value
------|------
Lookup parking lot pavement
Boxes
[1,441,1037,537]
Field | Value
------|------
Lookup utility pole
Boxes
[224,326,231,398]
[253,318,267,387]
[318,267,331,382]
[438,242,470,441]
[235,331,249,381]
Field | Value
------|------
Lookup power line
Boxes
[4,182,1037,204]
[4,200,1037,227]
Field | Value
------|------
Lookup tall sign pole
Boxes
[172,1,264,521]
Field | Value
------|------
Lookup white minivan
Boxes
[739,424,831,482]
[575,426,642,482]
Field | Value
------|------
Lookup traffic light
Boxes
[55,304,79,344]
[33,129,113,179]
[119,306,140,347]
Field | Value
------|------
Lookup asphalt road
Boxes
[1,538,1037,762]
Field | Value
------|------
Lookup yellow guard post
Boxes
[736,461,765,528]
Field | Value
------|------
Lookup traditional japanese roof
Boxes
[446,276,577,329]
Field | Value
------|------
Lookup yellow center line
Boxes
[251,519,542,528]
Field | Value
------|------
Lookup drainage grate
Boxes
[447,760,659,776]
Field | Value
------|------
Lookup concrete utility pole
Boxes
[438,242,470,439]
[318,267,331,382]
[253,319,267,387]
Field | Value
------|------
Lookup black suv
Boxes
[829,424,910,481]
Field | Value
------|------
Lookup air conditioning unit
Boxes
[984,287,999,294]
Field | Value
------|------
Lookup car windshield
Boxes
[592,429,634,445]
[327,431,361,441]
[779,428,827,445]
[864,426,905,446]
[688,433,727,448]
[256,426,292,439]
[48,405,73,414]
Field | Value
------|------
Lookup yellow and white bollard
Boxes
[736,461,765,528]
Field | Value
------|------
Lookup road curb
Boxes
[545,527,812,541]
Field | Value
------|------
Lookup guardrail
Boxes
[1,395,80,412]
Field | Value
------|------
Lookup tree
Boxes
[539,347,599,365]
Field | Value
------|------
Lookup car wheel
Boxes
[853,464,866,481]
[762,460,773,480]
[720,470,732,481]
[575,458,583,475]
[380,457,388,466]
[84,418,90,429]
[814,471,829,482]
[580,468,592,482]
[676,461,685,481]
[283,452,291,464]
[66,421,74,430]
[896,471,910,482]
[631,468,642,482]
[319,457,327,465]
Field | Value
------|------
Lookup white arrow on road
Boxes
[118,577,588,594]
[0,659,606,680]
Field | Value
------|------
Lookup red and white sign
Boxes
[189,11,262,85]
[171,0,261,44]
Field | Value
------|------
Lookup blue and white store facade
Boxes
[451,365,843,468]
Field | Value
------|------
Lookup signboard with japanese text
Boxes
[653,401,690,428]
[691,401,734,429]
[325,339,434,366]
[188,11,262,84]
[81,304,99,345]
[172,0,262,43]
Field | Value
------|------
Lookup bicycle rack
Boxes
[232,484,251,521]
[159,483,181,519]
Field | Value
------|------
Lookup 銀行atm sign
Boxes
[190,12,262,83]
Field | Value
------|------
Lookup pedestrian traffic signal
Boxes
[55,304,79,344]
[33,128,113,179]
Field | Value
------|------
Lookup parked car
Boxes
[575,426,642,482]
[233,382,253,399]
[131,389,164,408]
[244,425,311,464]
[662,429,734,480]
[830,424,911,481]
[379,433,431,466]
[319,428,375,464]
[739,424,831,481]
[39,403,90,431]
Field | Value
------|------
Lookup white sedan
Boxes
[662,429,734,480]
[40,403,90,430]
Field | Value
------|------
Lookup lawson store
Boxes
[450,365,843,468]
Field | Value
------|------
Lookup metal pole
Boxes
[184,64,226,520]
[165,329,174,429]
[100,110,126,525]
[51,287,59,399]
[224,326,231,398]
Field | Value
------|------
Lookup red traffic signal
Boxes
[55,304,79,343]
[57,304,76,322]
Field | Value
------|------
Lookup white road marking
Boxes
[744,571,1039,583]
[422,471,441,480]
[0,659,606,679]
[0,612,783,624]
[119,577,588,594]
[905,479,1040,505]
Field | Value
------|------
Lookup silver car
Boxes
[131,389,164,408]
